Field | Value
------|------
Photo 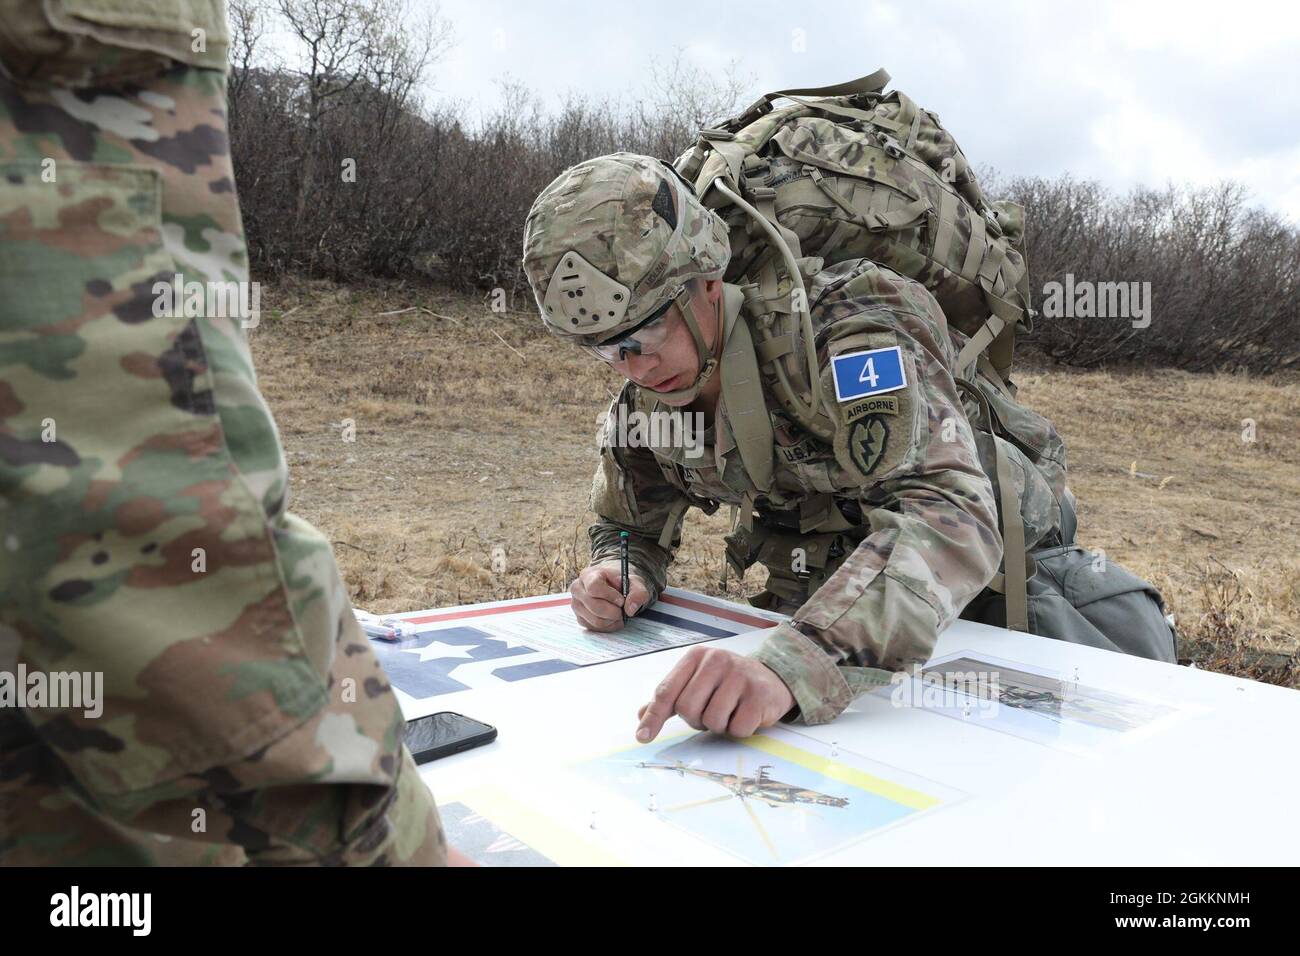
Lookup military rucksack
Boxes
[674,67,1032,393]
[672,68,1062,632]
[660,70,1177,660]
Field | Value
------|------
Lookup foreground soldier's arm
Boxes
[2,553,448,866]
[586,385,694,607]
[750,276,1003,724]
[0,1,446,865]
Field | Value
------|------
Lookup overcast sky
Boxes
[411,0,1300,222]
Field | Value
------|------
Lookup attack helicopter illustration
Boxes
[633,752,849,861]
[636,758,850,809]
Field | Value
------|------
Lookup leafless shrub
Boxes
[997,174,1300,373]
[227,5,1298,371]
[228,2,750,289]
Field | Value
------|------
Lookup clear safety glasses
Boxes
[587,296,681,364]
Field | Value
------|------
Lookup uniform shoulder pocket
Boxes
[0,160,171,330]
[0,0,229,87]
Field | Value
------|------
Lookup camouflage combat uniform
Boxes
[0,0,444,865]
[587,257,1071,725]
[522,151,1072,726]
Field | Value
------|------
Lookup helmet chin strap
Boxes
[648,286,723,405]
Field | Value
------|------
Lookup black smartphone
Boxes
[403,711,497,764]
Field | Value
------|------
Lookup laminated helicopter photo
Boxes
[574,727,964,865]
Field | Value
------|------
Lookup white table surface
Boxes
[410,599,1300,865]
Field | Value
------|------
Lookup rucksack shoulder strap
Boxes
[719,285,776,493]
[961,381,1032,631]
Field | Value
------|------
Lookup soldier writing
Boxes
[522,152,1175,746]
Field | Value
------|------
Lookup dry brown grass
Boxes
[249,277,1300,686]
[1011,363,1300,684]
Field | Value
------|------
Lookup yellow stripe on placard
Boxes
[740,734,941,811]
[457,786,627,867]
[582,730,694,762]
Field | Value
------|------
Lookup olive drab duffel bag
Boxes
[959,541,1179,662]
[673,68,1176,663]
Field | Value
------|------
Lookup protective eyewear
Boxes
[587,294,681,363]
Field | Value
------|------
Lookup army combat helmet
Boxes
[522,152,732,403]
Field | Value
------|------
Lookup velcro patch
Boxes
[830,346,907,402]
[776,436,820,465]
[826,347,917,485]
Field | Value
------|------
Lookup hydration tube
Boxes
[710,177,828,427]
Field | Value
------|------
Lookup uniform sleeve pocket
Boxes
[2,159,326,799]
[0,0,229,86]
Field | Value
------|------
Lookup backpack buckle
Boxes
[984,207,1004,239]
[880,134,905,159]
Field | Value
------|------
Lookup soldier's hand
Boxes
[635,647,795,742]
[570,562,651,632]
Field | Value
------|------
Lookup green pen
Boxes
[619,530,630,624]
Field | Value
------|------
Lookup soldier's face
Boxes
[610,280,722,404]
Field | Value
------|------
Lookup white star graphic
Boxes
[468,626,540,650]
[402,640,478,663]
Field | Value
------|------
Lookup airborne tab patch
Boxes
[830,346,907,402]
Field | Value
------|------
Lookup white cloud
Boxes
[403,0,1300,221]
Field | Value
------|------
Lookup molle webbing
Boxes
[675,66,1034,395]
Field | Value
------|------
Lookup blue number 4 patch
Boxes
[830,346,907,402]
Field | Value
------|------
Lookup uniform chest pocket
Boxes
[776,454,841,495]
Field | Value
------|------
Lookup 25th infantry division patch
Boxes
[847,415,890,475]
